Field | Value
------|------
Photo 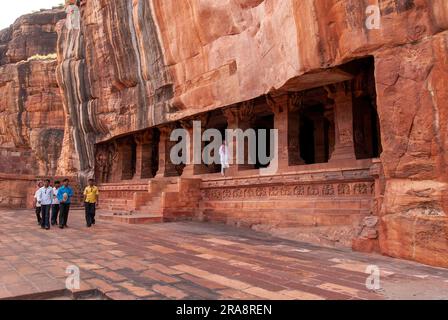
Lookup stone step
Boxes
[164,184,179,192]
[135,196,161,210]
[98,211,163,225]
[101,198,129,205]
[109,207,133,212]
[137,206,161,213]
[101,203,134,212]
[133,210,162,216]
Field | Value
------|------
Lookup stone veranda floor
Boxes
[0,209,447,300]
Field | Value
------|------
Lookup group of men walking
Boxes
[33,179,99,230]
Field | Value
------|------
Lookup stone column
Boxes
[223,101,256,175]
[266,93,305,172]
[134,130,154,180]
[312,115,327,163]
[266,94,288,171]
[180,119,196,177]
[118,137,136,181]
[155,125,177,178]
[180,115,210,178]
[326,82,356,162]
[196,113,210,175]
[288,93,306,166]
[222,106,239,176]
[324,105,335,157]
[265,94,291,171]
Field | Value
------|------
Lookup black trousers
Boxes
[35,206,42,224]
[41,205,51,228]
[59,203,71,227]
[51,204,60,225]
[85,202,96,226]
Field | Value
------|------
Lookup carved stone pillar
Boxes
[326,82,356,162]
[222,107,239,176]
[180,114,211,178]
[223,101,256,175]
[196,113,210,175]
[324,105,335,157]
[155,125,177,178]
[312,115,327,163]
[134,130,154,180]
[288,93,306,166]
[106,141,119,182]
[120,137,136,181]
[266,93,306,171]
[180,119,196,177]
[265,94,290,171]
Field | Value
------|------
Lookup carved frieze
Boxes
[201,168,373,189]
[202,181,375,201]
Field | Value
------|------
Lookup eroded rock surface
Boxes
[0,8,66,207]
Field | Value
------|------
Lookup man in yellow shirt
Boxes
[84,179,99,228]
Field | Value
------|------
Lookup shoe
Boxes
[45,227,50,230]
[59,225,64,229]
[87,224,92,228]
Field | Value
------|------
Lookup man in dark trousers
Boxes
[57,179,74,229]
[51,180,61,226]
[37,179,54,230]
[33,181,43,225]
[83,179,99,227]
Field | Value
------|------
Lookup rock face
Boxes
[1,1,448,267]
[375,32,448,267]
[0,8,66,65]
[0,8,66,207]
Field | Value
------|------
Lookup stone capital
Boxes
[223,100,255,125]
[195,113,210,128]
[134,130,153,145]
[180,119,193,131]
[266,94,288,114]
[288,92,305,113]
[158,124,176,136]
[239,100,255,123]
[325,81,352,101]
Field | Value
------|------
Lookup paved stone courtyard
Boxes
[0,209,447,300]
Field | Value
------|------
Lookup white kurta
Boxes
[219,145,229,168]
[36,187,54,206]
[34,190,41,208]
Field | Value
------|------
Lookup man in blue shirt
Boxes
[57,178,74,229]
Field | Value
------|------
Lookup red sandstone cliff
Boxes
[0,8,66,207]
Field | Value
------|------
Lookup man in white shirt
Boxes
[51,181,61,226]
[37,179,54,230]
[33,181,43,225]
[219,140,230,176]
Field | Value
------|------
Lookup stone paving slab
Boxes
[0,209,447,300]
